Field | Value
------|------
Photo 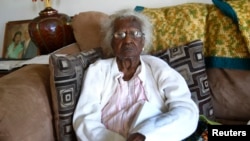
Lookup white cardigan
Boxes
[73,55,199,141]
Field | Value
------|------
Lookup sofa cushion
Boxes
[0,64,54,141]
[49,48,103,141]
[135,3,209,54]
[71,11,111,57]
[207,68,250,124]
[52,43,81,55]
[153,40,214,119]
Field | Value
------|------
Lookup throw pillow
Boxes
[134,3,209,54]
[49,47,103,141]
[152,40,214,119]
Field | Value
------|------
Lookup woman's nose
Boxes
[123,34,133,43]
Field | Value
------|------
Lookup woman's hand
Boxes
[127,133,146,141]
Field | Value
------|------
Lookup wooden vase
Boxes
[28,7,75,54]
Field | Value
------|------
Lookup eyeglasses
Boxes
[113,31,145,39]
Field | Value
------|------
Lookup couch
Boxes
[1,1,250,141]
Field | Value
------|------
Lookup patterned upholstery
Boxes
[49,48,103,141]
[135,3,209,54]
[136,2,250,70]
[153,40,214,119]
[205,3,249,58]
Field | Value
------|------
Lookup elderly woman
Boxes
[73,9,199,141]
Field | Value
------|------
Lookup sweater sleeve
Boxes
[130,55,199,141]
[72,61,125,141]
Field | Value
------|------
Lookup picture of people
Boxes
[5,31,23,59]
[21,29,39,59]
[2,20,39,59]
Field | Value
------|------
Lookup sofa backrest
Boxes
[71,11,111,56]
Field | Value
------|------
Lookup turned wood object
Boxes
[28,7,75,54]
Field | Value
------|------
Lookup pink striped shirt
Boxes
[101,67,148,138]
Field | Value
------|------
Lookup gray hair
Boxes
[101,9,153,56]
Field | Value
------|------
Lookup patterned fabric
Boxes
[221,0,250,53]
[102,71,147,138]
[153,40,214,119]
[134,3,209,53]
[135,2,250,70]
[49,48,103,141]
[212,0,238,24]
[204,1,250,70]
[205,4,249,58]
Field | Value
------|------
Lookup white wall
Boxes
[0,0,212,58]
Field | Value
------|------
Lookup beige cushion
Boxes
[0,65,54,141]
[71,11,110,55]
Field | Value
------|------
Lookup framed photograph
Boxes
[2,20,40,59]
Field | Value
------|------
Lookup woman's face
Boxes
[14,34,22,44]
[111,17,145,59]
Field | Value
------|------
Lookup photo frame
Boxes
[2,19,40,60]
